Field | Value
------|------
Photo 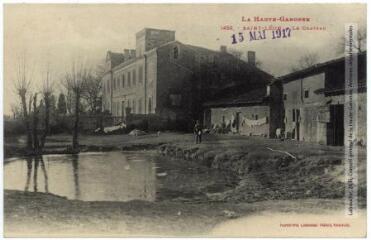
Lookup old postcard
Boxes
[3,2,367,237]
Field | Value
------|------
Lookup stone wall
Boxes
[282,70,366,146]
[283,73,327,142]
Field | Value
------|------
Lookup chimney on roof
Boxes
[124,49,130,61]
[247,51,256,66]
[220,45,227,53]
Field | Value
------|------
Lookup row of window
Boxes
[115,66,144,90]
[104,66,145,94]
[112,97,153,116]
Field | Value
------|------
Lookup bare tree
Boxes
[40,65,54,148]
[57,93,67,115]
[291,53,319,72]
[337,26,366,54]
[82,73,102,114]
[10,103,22,119]
[95,61,106,80]
[14,54,33,150]
[63,60,89,151]
[31,93,40,152]
[66,88,73,115]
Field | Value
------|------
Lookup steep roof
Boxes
[275,51,367,84]
[107,40,273,84]
[183,44,273,80]
[107,51,125,68]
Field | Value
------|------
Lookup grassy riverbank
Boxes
[4,132,193,158]
[159,136,366,204]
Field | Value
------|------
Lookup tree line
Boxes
[13,56,105,154]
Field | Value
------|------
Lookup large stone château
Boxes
[101,28,272,130]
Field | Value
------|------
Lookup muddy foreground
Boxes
[6,190,361,237]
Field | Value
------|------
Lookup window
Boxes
[173,46,179,59]
[283,94,287,100]
[255,115,258,120]
[122,75,125,88]
[128,72,131,87]
[304,90,309,98]
[121,101,125,116]
[117,77,120,88]
[148,97,152,113]
[138,99,142,113]
[132,69,136,86]
[138,66,143,84]
[292,109,296,122]
[266,85,271,96]
[151,30,160,36]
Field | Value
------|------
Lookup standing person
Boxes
[194,120,202,144]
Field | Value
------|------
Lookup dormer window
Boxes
[173,46,179,59]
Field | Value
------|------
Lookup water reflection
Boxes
[24,156,49,193]
[5,152,157,202]
[71,155,80,199]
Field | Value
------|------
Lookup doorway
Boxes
[292,109,301,140]
[203,109,211,129]
[121,101,125,119]
[295,109,300,140]
[327,104,344,146]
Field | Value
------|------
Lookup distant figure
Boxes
[276,128,281,139]
[276,128,285,141]
[194,120,203,144]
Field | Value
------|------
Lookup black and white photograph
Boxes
[2,2,367,237]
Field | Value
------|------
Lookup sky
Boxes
[3,3,366,115]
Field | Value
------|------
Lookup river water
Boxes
[4,151,236,202]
